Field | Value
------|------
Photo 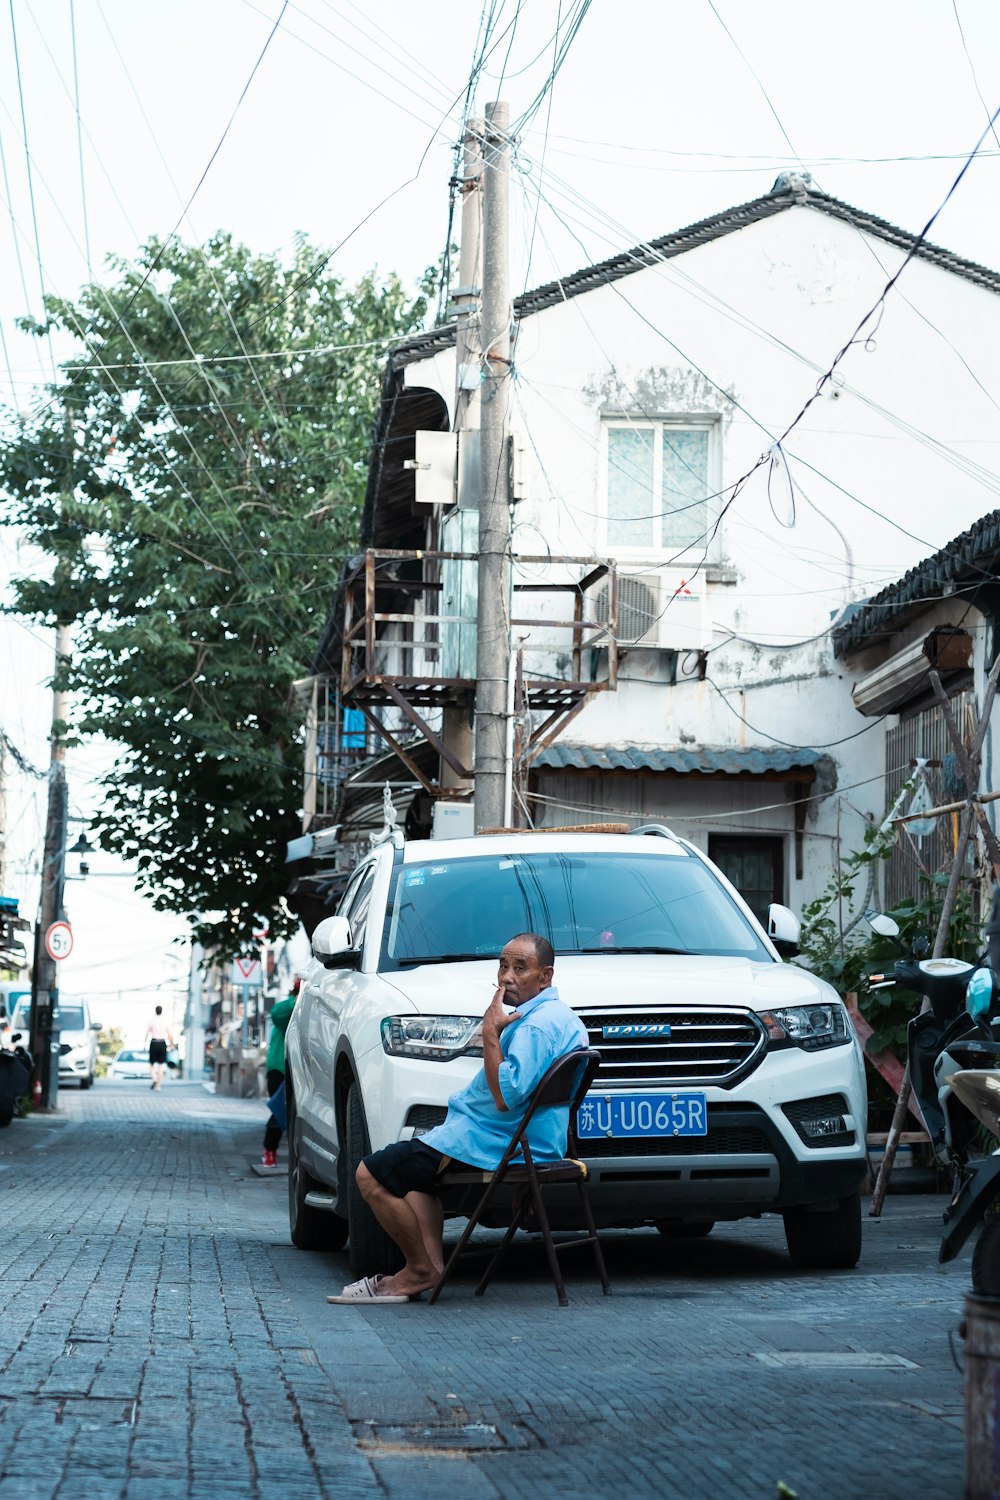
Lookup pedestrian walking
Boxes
[146,1005,174,1091]
[262,978,299,1166]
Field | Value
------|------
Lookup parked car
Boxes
[11,996,101,1088]
[284,828,868,1278]
[108,1048,149,1080]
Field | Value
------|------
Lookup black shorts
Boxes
[362,1139,474,1199]
[149,1040,167,1065]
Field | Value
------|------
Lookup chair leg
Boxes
[428,1175,500,1305]
[474,1188,531,1298]
[575,1176,611,1295]
[528,1172,569,1306]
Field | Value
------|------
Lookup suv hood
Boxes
[376,953,839,1016]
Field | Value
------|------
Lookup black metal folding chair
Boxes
[429,1048,611,1307]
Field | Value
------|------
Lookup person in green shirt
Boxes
[262,979,299,1166]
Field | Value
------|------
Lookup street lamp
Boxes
[68,832,94,878]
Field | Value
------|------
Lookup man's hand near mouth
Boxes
[483,984,521,1109]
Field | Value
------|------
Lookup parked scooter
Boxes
[937,889,1000,1293]
[867,914,977,1168]
[0,1031,33,1126]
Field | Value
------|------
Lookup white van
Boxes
[10,994,101,1089]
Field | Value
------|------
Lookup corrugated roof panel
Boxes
[532,744,824,775]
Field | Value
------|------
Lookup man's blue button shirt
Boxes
[422,985,588,1170]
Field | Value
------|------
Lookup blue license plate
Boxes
[577,1091,708,1140]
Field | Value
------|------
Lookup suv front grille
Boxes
[583,1123,771,1159]
[578,1006,767,1089]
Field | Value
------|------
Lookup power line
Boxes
[33,0,291,419]
[519,136,1000,489]
[7,0,57,380]
[68,0,92,281]
[521,162,1000,577]
[704,0,806,170]
[707,676,886,751]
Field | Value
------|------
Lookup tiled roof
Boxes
[833,510,1000,656]
[389,183,1000,370]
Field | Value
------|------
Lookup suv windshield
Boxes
[60,1006,87,1030]
[381,849,771,967]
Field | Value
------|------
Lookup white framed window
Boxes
[603,418,718,554]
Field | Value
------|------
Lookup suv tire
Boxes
[288,1083,348,1252]
[783,1191,862,1269]
[654,1219,715,1239]
[79,1074,92,1090]
[345,1083,404,1280]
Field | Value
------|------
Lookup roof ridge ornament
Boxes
[369,783,404,850]
[771,170,814,200]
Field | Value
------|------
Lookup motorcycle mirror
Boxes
[867,913,901,938]
[967,967,1000,1023]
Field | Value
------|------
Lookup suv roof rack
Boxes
[477,823,632,835]
[630,823,682,841]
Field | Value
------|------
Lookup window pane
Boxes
[662,428,709,547]
[607,427,655,547]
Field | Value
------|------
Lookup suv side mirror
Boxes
[91,1021,102,1031]
[311,915,360,969]
[767,903,801,958]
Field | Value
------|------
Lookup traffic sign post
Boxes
[45,922,73,962]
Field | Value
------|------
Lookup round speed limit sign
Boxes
[45,921,74,961]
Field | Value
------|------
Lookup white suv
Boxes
[284,830,868,1278]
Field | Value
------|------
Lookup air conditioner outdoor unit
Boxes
[596,571,709,653]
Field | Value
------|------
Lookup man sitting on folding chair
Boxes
[327,932,588,1304]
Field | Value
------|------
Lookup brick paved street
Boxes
[0,1083,968,1499]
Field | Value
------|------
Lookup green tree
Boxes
[0,234,433,953]
[96,1025,125,1078]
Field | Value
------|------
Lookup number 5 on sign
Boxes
[45,921,73,961]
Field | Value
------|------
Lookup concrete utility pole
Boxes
[474,99,512,832]
[441,115,484,796]
[32,621,71,1110]
[454,116,484,438]
[32,406,75,1109]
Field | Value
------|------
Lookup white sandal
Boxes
[326,1274,410,1304]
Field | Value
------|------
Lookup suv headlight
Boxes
[757,1002,851,1052]
[380,1015,484,1061]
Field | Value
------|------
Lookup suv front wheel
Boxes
[783,1191,862,1269]
[345,1083,404,1279]
[287,1082,348,1252]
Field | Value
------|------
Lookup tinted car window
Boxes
[60,1006,86,1029]
[381,851,770,966]
[344,867,376,949]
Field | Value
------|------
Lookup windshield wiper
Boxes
[572,945,694,956]
[395,952,495,967]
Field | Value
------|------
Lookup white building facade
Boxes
[300,177,1000,926]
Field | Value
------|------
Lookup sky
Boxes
[1,0,1000,1030]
